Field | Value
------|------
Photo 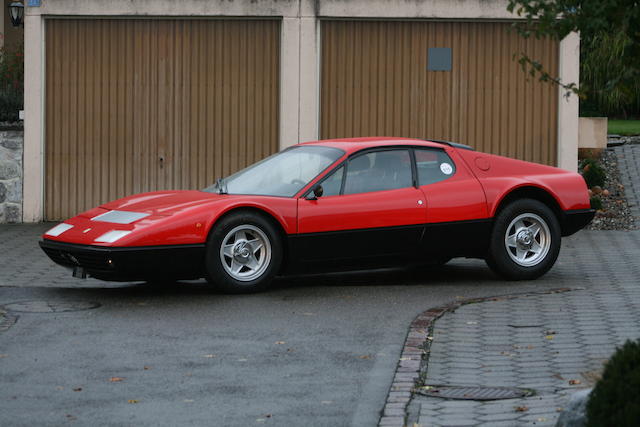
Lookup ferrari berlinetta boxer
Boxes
[40,137,594,293]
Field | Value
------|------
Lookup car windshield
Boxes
[203,145,344,197]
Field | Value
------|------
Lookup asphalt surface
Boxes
[0,223,598,426]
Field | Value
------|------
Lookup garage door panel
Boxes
[46,19,280,220]
[321,21,558,166]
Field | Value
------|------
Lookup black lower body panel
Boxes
[422,219,492,258]
[561,209,595,236]
[285,219,492,274]
[286,224,424,274]
[40,239,206,281]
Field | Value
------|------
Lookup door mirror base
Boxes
[306,184,324,200]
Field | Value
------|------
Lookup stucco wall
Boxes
[0,128,23,223]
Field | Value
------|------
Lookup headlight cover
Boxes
[95,230,132,243]
[45,223,74,237]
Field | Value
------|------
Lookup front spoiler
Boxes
[561,209,596,236]
[40,239,206,282]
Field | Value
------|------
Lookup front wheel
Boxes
[205,211,282,293]
[485,199,560,280]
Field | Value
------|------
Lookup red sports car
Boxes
[40,137,594,293]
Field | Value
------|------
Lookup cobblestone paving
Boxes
[408,285,640,426]
[614,144,640,219]
[405,238,640,424]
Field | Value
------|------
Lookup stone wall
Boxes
[0,129,23,223]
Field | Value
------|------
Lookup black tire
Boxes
[205,211,283,294]
[485,198,561,280]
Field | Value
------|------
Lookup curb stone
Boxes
[378,287,577,427]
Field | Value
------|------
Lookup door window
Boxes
[415,148,456,186]
[320,165,344,197]
[344,150,412,195]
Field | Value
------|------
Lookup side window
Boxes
[415,148,456,186]
[320,166,344,197]
[344,150,412,195]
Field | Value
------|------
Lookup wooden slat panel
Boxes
[45,19,280,220]
[321,21,559,166]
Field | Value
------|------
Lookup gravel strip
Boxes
[584,148,637,231]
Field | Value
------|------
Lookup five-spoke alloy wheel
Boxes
[486,199,560,280]
[219,225,272,282]
[504,213,551,267]
[205,211,282,293]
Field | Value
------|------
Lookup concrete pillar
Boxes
[279,10,320,148]
[557,32,580,172]
[298,17,320,143]
[22,11,43,222]
[279,18,301,149]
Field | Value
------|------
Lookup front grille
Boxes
[42,245,113,272]
[42,246,74,267]
[73,252,113,271]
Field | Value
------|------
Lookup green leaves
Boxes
[506,0,640,110]
[0,42,23,121]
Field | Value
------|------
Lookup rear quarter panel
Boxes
[455,149,591,216]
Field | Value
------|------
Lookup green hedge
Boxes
[0,42,23,122]
[586,339,640,426]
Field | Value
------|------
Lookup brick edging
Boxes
[377,287,577,427]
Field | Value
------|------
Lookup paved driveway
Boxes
[0,224,634,426]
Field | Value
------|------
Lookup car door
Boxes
[414,147,489,257]
[295,148,427,267]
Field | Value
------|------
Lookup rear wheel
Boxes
[205,211,282,293]
[485,199,560,280]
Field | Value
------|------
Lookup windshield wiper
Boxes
[216,178,228,195]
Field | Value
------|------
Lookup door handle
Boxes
[159,156,165,169]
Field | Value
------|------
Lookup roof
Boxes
[298,137,472,154]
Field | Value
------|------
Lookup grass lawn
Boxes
[608,120,640,136]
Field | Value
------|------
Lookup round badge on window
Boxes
[440,163,453,175]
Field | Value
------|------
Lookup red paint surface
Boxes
[298,187,426,234]
[43,137,590,247]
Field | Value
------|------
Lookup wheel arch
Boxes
[205,206,290,273]
[493,185,564,231]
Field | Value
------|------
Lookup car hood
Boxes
[98,190,224,216]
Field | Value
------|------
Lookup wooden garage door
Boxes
[321,21,558,165]
[45,19,280,220]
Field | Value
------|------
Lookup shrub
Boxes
[0,41,23,122]
[590,195,603,211]
[586,339,640,426]
[580,158,606,189]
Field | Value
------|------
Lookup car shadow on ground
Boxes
[20,258,521,304]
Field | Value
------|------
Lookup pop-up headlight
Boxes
[95,230,132,243]
[45,223,74,237]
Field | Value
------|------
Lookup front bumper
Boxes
[561,209,596,236]
[40,239,206,281]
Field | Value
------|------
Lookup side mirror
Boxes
[307,184,324,200]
